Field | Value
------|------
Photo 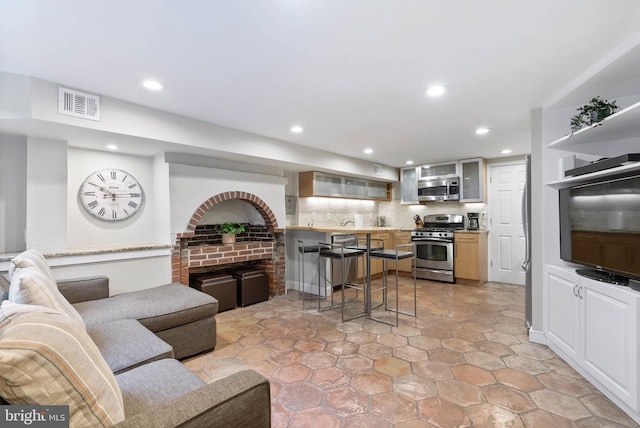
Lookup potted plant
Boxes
[218,222,245,244]
[570,96,619,132]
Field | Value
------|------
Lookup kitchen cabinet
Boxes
[545,265,639,412]
[418,161,459,179]
[299,171,390,201]
[392,231,413,274]
[459,158,487,202]
[454,232,487,285]
[356,231,392,278]
[400,166,418,204]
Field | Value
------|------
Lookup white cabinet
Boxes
[459,158,486,202]
[400,166,418,204]
[581,279,638,409]
[546,266,581,360]
[545,265,639,413]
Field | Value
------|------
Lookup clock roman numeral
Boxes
[128,183,138,189]
[97,173,105,182]
[129,193,141,197]
[121,174,129,182]
[128,201,138,208]
[84,191,96,197]
[98,207,106,217]
[112,210,117,219]
[111,170,117,180]
[88,200,98,209]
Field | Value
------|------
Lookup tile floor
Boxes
[183,278,639,427]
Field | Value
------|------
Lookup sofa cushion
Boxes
[9,249,56,284]
[9,266,86,328]
[0,302,125,427]
[74,283,218,331]
[88,319,174,374]
[115,359,206,418]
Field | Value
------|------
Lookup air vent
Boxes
[58,87,100,121]
[373,163,382,176]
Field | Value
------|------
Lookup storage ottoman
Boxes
[191,273,237,312]
[232,269,269,307]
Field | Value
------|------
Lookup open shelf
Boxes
[546,101,640,155]
[547,161,640,189]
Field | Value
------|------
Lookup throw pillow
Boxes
[9,266,85,328]
[9,249,56,284]
[0,302,125,427]
[9,248,56,284]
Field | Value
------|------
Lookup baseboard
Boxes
[528,328,546,345]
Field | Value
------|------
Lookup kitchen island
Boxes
[285,226,400,295]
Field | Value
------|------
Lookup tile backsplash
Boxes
[297,197,487,230]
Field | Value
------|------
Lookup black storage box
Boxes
[190,273,237,312]
[232,269,269,307]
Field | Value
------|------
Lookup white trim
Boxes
[528,328,546,345]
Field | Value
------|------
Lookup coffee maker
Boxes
[467,213,480,230]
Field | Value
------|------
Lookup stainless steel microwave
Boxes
[417,177,460,202]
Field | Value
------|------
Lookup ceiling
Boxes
[2,1,640,168]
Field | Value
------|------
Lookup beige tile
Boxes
[189,280,638,427]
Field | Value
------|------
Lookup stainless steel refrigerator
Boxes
[522,155,532,328]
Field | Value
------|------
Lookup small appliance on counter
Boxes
[467,213,480,230]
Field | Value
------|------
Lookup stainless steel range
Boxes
[411,214,464,283]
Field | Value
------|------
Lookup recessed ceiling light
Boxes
[501,149,512,154]
[142,80,165,91]
[364,148,373,154]
[425,85,448,97]
[290,125,304,133]
[405,160,414,165]
[475,127,491,135]
[105,144,119,150]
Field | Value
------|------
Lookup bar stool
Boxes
[297,240,320,308]
[317,241,366,322]
[346,237,384,284]
[368,243,417,326]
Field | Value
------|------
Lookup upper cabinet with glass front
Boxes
[299,171,390,201]
[400,166,418,204]
[459,158,487,202]
[418,161,459,180]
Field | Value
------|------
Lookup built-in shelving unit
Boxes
[547,162,640,189]
[546,100,640,189]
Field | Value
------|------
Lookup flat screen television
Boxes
[559,173,640,286]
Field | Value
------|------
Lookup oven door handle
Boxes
[412,238,453,243]
[416,268,452,274]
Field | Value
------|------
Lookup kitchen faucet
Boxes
[340,218,354,226]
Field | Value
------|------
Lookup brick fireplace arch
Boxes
[184,191,279,233]
[172,191,285,296]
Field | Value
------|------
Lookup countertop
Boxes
[287,226,489,234]
[286,226,400,233]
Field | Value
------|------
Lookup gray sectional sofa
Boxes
[0,250,271,427]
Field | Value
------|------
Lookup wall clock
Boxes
[79,168,144,221]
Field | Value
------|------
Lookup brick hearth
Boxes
[172,191,285,296]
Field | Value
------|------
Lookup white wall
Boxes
[168,163,287,234]
[66,148,163,247]
[0,135,27,252]
[26,137,67,252]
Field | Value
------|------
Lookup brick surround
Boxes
[172,192,285,296]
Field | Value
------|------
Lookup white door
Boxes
[488,162,526,285]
